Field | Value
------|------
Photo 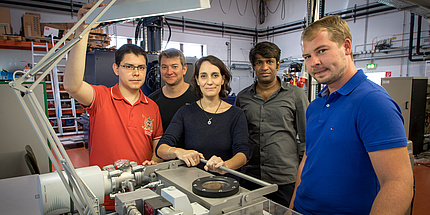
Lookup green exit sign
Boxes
[366,64,376,69]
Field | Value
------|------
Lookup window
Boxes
[163,41,207,58]
[364,71,386,85]
[108,36,131,49]
[108,37,207,59]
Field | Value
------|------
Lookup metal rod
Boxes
[199,159,271,187]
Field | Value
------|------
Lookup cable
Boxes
[219,0,232,14]
[280,0,286,20]
[263,0,286,20]
[265,0,281,14]
[145,61,160,92]
[236,0,248,16]
[259,0,265,24]
[135,19,143,46]
[163,17,172,50]
[250,0,258,18]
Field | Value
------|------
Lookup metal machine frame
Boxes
[111,159,281,215]
[9,1,117,214]
[7,1,210,214]
[148,160,278,214]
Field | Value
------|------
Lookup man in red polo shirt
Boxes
[64,3,163,211]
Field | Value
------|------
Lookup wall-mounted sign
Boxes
[366,64,376,69]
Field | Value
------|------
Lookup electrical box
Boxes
[381,77,428,155]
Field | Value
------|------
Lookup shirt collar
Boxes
[111,83,148,104]
[318,69,366,97]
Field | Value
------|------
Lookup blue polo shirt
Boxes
[295,70,407,215]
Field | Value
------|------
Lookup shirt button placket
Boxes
[130,107,134,119]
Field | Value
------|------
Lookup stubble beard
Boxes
[313,57,347,85]
[165,75,183,87]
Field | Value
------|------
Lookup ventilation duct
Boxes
[377,0,430,19]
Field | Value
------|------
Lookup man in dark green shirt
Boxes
[235,42,308,207]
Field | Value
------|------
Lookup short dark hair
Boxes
[249,41,281,67]
[159,48,186,67]
[115,44,147,65]
[191,55,232,98]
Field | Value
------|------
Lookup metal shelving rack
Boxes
[31,39,83,136]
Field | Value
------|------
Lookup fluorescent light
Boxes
[86,0,210,23]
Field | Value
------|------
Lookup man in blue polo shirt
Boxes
[290,15,414,214]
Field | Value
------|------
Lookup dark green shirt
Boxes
[235,77,308,184]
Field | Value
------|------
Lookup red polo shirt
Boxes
[86,84,163,168]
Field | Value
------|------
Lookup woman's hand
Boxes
[204,155,227,174]
[175,149,204,167]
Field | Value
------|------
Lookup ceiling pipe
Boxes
[408,13,430,62]
[0,1,398,41]
[0,0,82,13]
[165,16,255,34]
[327,2,387,16]
[258,26,304,37]
[27,0,82,7]
[336,6,395,20]
[167,2,395,39]
[256,19,306,34]
[416,15,430,56]
[166,21,256,37]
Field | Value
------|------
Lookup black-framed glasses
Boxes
[119,64,147,71]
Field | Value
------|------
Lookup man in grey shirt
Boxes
[235,41,308,207]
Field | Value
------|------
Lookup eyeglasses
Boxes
[119,64,147,71]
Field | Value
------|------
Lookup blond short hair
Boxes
[302,15,353,58]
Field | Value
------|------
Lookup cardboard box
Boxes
[0,8,11,34]
[0,8,11,25]
[0,23,11,35]
[22,13,41,37]
[90,28,104,34]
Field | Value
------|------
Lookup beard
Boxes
[313,68,344,85]
[312,56,347,85]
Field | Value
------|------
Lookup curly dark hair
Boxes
[191,55,232,98]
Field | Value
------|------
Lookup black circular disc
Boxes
[192,176,239,198]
